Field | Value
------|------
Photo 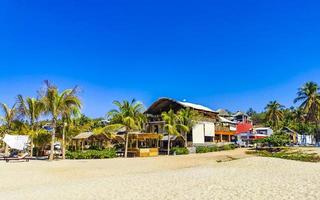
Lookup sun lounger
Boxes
[4,153,30,163]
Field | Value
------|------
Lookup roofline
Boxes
[145,97,219,114]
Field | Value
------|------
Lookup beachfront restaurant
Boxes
[145,98,218,148]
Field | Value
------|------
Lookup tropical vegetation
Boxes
[0,80,319,161]
[247,81,320,143]
[105,99,146,158]
[247,148,320,163]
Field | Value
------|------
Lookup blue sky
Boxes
[0,0,320,117]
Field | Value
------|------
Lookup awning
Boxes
[2,134,29,151]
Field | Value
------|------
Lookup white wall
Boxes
[192,121,215,144]
[297,134,315,145]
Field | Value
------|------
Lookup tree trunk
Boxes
[124,133,129,158]
[49,120,56,161]
[316,121,320,145]
[167,133,171,156]
[30,138,34,157]
[184,132,188,147]
[4,143,9,155]
[62,124,66,160]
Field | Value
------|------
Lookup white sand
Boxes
[0,148,319,200]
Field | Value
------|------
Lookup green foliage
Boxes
[265,101,284,130]
[255,132,290,147]
[196,146,210,153]
[66,148,117,159]
[170,147,189,155]
[177,108,201,146]
[107,99,146,131]
[196,144,236,154]
[247,148,320,163]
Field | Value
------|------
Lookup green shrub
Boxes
[66,148,117,159]
[196,144,236,154]
[170,147,189,155]
[255,132,290,147]
[222,144,236,151]
[196,146,210,153]
[209,146,219,152]
[246,149,320,163]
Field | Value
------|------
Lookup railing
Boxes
[215,126,232,132]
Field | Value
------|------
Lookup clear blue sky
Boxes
[1,0,320,117]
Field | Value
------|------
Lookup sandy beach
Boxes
[1,148,319,200]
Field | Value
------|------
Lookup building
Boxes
[215,116,237,143]
[145,98,218,148]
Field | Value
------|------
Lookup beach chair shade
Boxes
[2,134,29,151]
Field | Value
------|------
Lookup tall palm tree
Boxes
[0,103,17,153]
[41,81,82,161]
[17,95,45,156]
[0,103,17,132]
[265,101,284,130]
[294,81,320,141]
[61,106,81,159]
[107,99,145,158]
[177,108,201,147]
[162,109,188,155]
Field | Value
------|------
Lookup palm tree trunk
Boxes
[167,133,171,156]
[316,121,320,145]
[30,138,34,157]
[62,124,66,160]
[49,120,56,161]
[124,132,129,158]
[184,132,188,147]
[4,143,9,155]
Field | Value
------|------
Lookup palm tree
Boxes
[107,99,145,158]
[0,103,17,153]
[0,103,17,132]
[41,81,82,161]
[177,108,201,147]
[61,105,81,159]
[294,81,320,141]
[162,109,188,155]
[265,101,284,130]
[17,95,45,157]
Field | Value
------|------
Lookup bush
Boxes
[255,132,290,147]
[222,144,236,151]
[170,147,189,155]
[247,148,320,163]
[196,146,210,153]
[66,148,117,159]
[209,146,219,152]
[196,144,236,154]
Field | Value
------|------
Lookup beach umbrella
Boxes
[2,134,29,151]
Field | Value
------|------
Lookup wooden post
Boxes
[228,135,231,142]
[81,140,84,152]
[220,134,222,142]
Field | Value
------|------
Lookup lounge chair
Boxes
[4,153,30,163]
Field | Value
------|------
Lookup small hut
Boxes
[72,132,109,151]
[125,132,161,157]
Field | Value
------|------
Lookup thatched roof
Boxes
[73,132,94,140]
[145,98,218,118]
